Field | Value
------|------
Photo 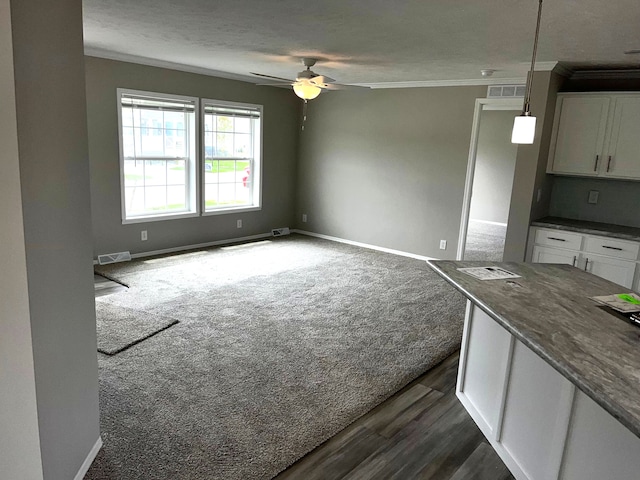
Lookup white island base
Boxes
[458,301,640,480]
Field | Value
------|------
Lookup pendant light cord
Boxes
[523,0,543,114]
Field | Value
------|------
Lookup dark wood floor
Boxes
[275,352,515,480]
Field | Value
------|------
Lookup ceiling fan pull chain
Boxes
[302,99,308,131]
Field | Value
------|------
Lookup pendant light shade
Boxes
[511,114,536,144]
[512,0,543,145]
[293,81,321,100]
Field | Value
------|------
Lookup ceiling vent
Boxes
[487,85,526,98]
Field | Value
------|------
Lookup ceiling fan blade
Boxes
[310,75,335,85]
[320,83,370,91]
[256,82,294,86]
[250,72,295,83]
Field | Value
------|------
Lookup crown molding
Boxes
[84,48,260,84]
[356,77,527,89]
[570,69,640,80]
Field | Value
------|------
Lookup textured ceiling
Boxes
[83,0,640,86]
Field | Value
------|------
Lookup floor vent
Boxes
[98,251,132,265]
[487,84,526,98]
[271,227,291,237]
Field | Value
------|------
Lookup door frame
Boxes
[456,98,522,260]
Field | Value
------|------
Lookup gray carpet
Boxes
[87,234,465,480]
[463,220,507,261]
[95,302,179,355]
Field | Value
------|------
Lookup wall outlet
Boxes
[141,230,147,241]
[302,213,307,223]
[439,240,447,250]
[237,219,242,228]
[588,190,599,204]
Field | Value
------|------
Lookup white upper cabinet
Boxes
[548,93,640,180]
[604,97,640,179]
[548,96,610,176]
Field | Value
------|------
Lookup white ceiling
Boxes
[83,0,640,87]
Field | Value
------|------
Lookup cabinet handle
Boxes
[594,155,599,172]
[602,245,623,251]
[607,155,612,172]
[548,237,566,242]
[584,258,590,271]
[572,256,577,267]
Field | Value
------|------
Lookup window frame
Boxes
[117,88,200,224]
[200,98,263,216]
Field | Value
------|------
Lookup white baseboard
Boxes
[292,229,436,261]
[74,436,102,480]
[469,218,508,227]
[94,232,273,264]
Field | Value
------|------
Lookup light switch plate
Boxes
[588,190,599,204]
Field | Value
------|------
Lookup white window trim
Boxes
[117,88,200,225]
[200,98,263,216]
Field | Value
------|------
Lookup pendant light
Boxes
[512,0,544,144]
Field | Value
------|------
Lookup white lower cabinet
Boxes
[529,227,639,290]
[458,302,640,480]
[584,253,636,289]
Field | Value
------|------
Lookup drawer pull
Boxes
[594,155,599,172]
[602,245,623,251]
[584,258,590,271]
[607,155,612,172]
[547,237,566,242]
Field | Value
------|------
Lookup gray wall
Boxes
[550,177,640,227]
[0,0,44,476]
[10,0,100,478]
[504,71,564,261]
[295,85,486,258]
[469,110,518,224]
[86,57,300,257]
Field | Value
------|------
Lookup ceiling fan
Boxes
[251,57,369,101]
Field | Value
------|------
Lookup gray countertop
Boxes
[532,216,640,242]
[427,260,640,438]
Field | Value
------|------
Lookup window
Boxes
[117,90,262,223]
[202,100,262,214]
[118,89,198,223]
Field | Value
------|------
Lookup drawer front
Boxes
[534,229,583,250]
[584,236,640,260]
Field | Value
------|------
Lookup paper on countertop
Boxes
[457,266,521,281]
[591,293,640,313]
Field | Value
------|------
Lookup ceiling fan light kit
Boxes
[293,80,322,100]
[512,0,543,145]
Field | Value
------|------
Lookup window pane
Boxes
[204,160,218,183]
[124,160,144,187]
[122,127,136,157]
[235,161,250,183]
[204,114,213,132]
[204,131,215,159]
[216,133,233,156]
[165,131,186,157]
[204,182,219,208]
[144,160,167,186]
[234,134,251,157]
[125,186,144,215]
[140,128,164,156]
[216,115,233,132]
[217,181,237,205]
[167,160,186,185]
[167,185,186,210]
[144,186,167,211]
[121,107,134,127]
[235,117,251,133]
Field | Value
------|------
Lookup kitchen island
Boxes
[427,261,640,480]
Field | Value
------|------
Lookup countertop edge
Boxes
[426,259,640,439]
[531,219,640,242]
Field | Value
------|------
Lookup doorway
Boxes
[457,98,521,261]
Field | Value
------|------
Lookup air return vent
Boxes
[487,85,526,98]
[98,251,132,265]
[271,227,290,237]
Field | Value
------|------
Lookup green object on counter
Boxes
[617,293,640,305]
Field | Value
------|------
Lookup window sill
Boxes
[202,205,262,216]
[122,211,199,225]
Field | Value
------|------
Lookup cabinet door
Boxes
[531,245,578,266]
[584,253,636,288]
[549,96,610,175]
[604,97,640,179]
